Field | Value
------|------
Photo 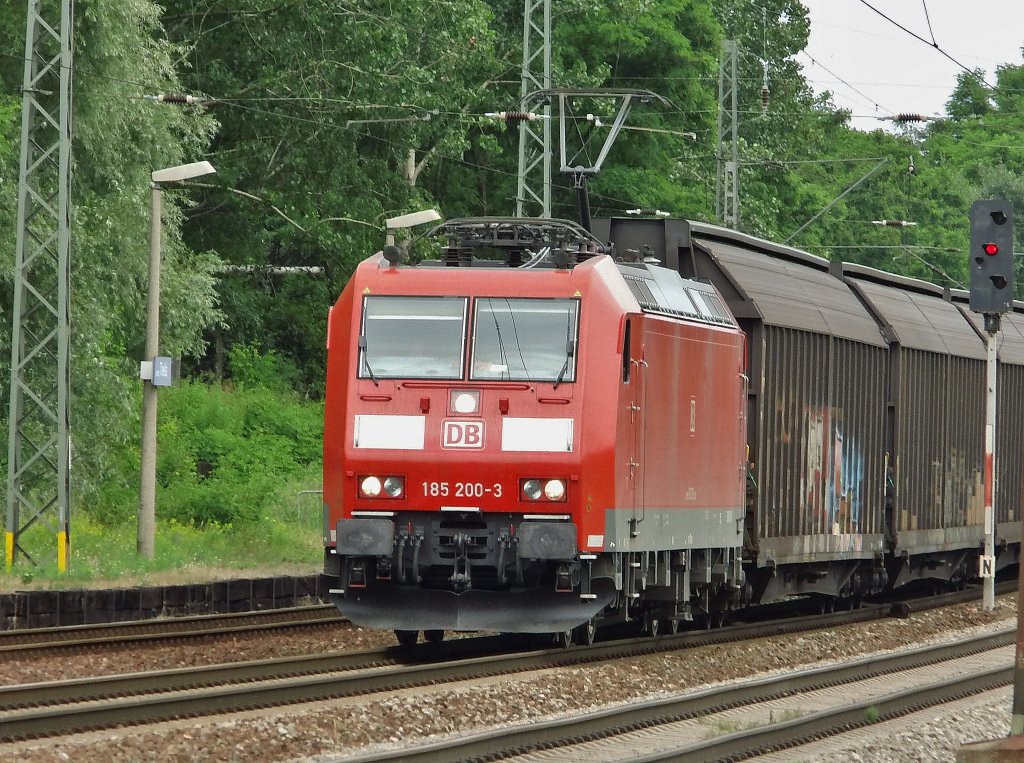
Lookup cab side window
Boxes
[622,319,632,383]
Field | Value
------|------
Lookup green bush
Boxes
[10,347,329,585]
[227,343,301,393]
[146,379,322,528]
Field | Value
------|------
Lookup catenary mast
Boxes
[516,0,552,217]
[6,0,74,570]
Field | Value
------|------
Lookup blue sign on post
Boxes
[152,356,173,387]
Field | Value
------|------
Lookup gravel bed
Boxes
[752,688,1013,763]
[2,595,1017,763]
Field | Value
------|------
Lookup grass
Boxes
[2,372,328,593]
[0,509,323,592]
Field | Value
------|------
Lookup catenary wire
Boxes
[856,0,994,88]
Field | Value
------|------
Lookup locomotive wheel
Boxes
[554,628,574,649]
[667,618,680,635]
[424,629,444,646]
[572,617,597,647]
[643,615,660,637]
[395,630,419,647]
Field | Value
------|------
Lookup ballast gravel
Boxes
[751,688,1012,763]
[1,595,1018,763]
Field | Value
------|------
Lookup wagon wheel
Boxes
[572,617,597,647]
[554,628,574,649]
[395,630,419,647]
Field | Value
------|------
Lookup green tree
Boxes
[161,0,505,389]
[0,0,220,511]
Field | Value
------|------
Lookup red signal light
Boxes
[983,242,1000,256]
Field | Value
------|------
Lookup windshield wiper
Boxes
[358,336,379,386]
[552,340,575,389]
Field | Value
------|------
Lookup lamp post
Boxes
[138,160,216,558]
[384,209,441,247]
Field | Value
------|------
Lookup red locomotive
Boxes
[323,218,748,645]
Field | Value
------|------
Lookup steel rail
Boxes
[0,605,343,656]
[337,627,1015,762]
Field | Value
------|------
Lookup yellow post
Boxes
[4,531,13,569]
[57,530,68,573]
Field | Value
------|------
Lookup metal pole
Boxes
[983,315,998,611]
[1013,532,1024,734]
[138,184,161,559]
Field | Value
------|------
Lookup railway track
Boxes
[0,604,344,657]
[347,628,1016,762]
[0,584,1006,743]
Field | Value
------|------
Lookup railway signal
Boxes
[966,201,1015,615]
[968,200,1014,315]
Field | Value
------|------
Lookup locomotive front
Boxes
[323,223,625,637]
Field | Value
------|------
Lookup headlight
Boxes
[383,476,404,498]
[520,478,567,502]
[360,475,405,499]
[451,389,481,414]
[521,479,543,501]
[360,476,382,497]
[543,479,566,501]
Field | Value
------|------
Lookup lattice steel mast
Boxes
[716,39,739,229]
[515,0,552,217]
[6,0,74,569]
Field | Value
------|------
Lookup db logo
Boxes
[442,420,484,449]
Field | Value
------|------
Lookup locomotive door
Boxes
[626,317,647,529]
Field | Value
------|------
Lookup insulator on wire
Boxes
[484,111,543,123]
[586,113,604,127]
[761,85,769,115]
[145,93,204,105]
[871,220,918,227]
[891,113,929,123]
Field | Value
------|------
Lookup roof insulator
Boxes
[625,208,671,218]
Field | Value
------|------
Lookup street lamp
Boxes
[138,160,216,558]
[385,209,441,247]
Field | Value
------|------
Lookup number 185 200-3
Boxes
[422,481,503,498]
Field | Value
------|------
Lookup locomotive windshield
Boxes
[359,296,467,380]
[471,298,579,382]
